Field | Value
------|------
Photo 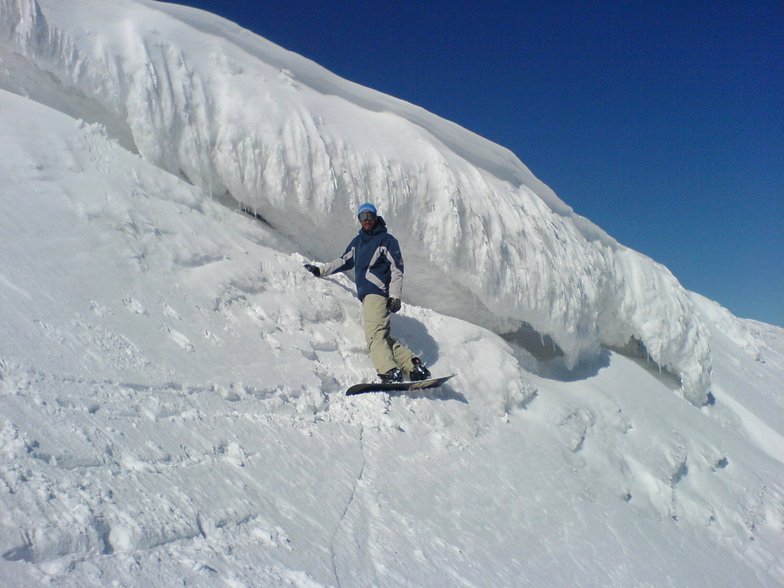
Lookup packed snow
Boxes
[0,1,782,586]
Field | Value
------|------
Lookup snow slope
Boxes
[1,0,711,403]
[0,1,782,586]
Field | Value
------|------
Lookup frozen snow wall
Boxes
[0,0,711,403]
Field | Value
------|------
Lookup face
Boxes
[358,211,377,231]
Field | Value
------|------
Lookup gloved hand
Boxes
[387,297,401,313]
[304,263,321,277]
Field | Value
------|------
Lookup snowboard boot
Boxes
[379,367,403,383]
[408,357,431,381]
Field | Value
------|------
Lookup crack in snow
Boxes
[330,424,368,588]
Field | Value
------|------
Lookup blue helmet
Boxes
[357,202,377,218]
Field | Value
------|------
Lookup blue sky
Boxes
[166,0,783,326]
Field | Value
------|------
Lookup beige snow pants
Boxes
[361,294,416,375]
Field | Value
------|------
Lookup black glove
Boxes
[387,297,401,313]
[304,263,321,278]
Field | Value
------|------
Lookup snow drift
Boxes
[1,0,711,403]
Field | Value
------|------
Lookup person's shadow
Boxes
[391,314,467,403]
[393,314,439,362]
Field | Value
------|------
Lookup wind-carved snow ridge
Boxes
[0,0,711,403]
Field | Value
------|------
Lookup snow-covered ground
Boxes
[0,1,782,586]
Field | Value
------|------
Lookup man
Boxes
[304,203,430,383]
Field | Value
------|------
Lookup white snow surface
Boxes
[0,1,782,586]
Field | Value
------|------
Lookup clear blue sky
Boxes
[165,0,783,326]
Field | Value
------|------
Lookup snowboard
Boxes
[346,374,456,396]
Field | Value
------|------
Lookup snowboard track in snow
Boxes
[330,423,369,588]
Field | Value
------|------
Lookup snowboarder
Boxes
[304,203,431,383]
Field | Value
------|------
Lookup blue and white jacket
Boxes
[320,217,404,301]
